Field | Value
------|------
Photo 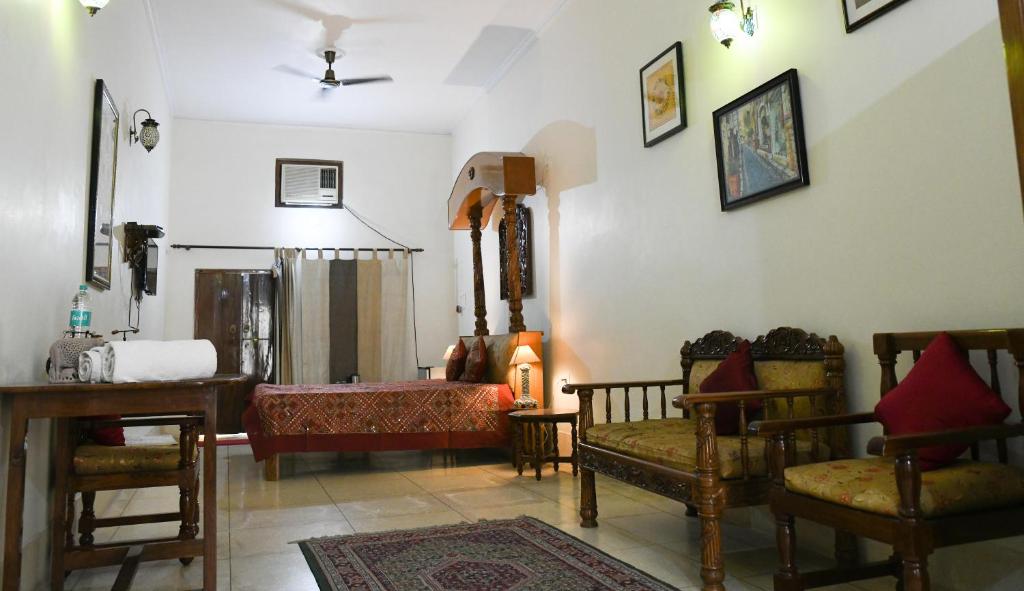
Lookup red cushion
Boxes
[459,337,488,383]
[87,415,126,446]
[874,333,1012,470]
[699,340,762,435]
[445,340,469,382]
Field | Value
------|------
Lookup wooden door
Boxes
[195,270,274,433]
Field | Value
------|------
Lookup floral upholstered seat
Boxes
[784,457,1024,517]
[586,418,829,480]
[73,444,186,475]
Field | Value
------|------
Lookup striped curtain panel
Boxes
[277,250,413,385]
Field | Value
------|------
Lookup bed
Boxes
[243,332,543,480]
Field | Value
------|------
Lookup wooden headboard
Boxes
[459,330,545,408]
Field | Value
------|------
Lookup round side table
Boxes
[508,409,578,481]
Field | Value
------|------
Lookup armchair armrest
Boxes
[674,387,837,409]
[749,412,877,436]
[562,379,685,395]
[866,422,1024,456]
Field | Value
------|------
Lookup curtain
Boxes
[276,249,414,385]
[379,253,412,382]
[300,254,330,384]
[274,248,303,385]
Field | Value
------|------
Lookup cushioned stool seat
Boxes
[73,444,185,475]
[784,457,1024,517]
[587,418,829,480]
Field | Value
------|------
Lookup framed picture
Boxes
[842,0,912,33]
[640,41,686,147]
[86,79,120,290]
[713,69,809,211]
[499,205,533,301]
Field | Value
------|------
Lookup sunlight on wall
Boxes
[48,0,77,66]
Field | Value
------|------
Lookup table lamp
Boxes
[510,345,541,409]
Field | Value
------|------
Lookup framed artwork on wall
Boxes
[640,41,686,147]
[713,69,809,211]
[499,205,533,301]
[842,0,912,33]
[86,79,120,291]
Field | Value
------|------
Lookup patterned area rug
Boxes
[297,517,678,591]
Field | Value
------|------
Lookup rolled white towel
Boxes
[78,347,104,383]
[102,340,218,384]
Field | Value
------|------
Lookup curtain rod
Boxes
[170,244,424,253]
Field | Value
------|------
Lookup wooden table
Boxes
[0,376,245,591]
[509,409,578,481]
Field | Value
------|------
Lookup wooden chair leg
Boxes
[698,504,726,591]
[835,529,858,569]
[78,492,96,547]
[774,512,801,591]
[580,468,598,528]
[902,555,930,591]
[179,474,200,566]
[264,454,280,481]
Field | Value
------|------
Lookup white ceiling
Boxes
[149,0,566,134]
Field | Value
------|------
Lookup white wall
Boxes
[0,1,173,587]
[164,120,457,374]
[452,0,1024,585]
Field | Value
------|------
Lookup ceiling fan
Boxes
[318,49,392,89]
[275,49,393,91]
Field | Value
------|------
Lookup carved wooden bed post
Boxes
[502,196,526,332]
[448,152,537,334]
[468,204,489,336]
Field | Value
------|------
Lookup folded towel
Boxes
[102,340,218,384]
[78,347,104,383]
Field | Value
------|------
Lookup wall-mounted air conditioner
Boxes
[275,159,344,208]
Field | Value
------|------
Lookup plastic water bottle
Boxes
[69,284,92,337]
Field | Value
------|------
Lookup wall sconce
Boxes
[129,109,160,152]
[709,1,757,48]
[79,0,109,17]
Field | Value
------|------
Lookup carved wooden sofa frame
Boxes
[751,329,1024,591]
[563,327,852,591]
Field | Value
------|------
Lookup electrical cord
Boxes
[343,204,422,369]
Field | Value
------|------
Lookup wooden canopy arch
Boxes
[449,152,537,335]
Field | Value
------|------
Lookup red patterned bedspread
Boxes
[243,380,514,461]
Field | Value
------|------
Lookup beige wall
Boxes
[452,0,1024,586]
[0,1,173,588]
[164,119,457,373]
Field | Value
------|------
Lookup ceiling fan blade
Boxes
[340,76,394,86]
[273,64,320,80]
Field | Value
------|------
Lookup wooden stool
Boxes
[509,409,578,481]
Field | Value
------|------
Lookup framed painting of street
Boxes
[713,69,809,211]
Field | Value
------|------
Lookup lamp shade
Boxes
[139,118,160,152]
[80,0,109,16]
[443,345,456,361]
[709,2,741,47]
[510,345,541,366]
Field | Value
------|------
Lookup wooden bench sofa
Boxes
[562,327,854,591]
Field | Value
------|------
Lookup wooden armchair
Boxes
[752,329,1024,591]
[52,415,202,590]
[563,327,851,591]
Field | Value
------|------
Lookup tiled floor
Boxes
[57,447,940,590]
